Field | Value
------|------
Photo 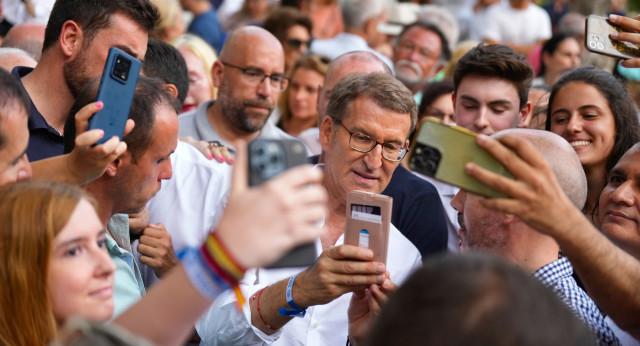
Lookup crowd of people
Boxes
[1,0,640,345]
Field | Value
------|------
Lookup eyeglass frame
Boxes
[221,61,289,91]
[332,117,408,162]
[395,40,440,63]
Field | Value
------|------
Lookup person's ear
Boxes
[59,20,83,58]
[105,151,130,177]
[163,84,179,98]
[211,60,224,88]
[517,101,532,128]
[319,116,334,152]
[105,159,120,177]
[451,92,457,112]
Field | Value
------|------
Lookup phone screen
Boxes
[350,204,382,223]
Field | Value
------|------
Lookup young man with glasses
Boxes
[196,72,422,345]
[178,26,298,155]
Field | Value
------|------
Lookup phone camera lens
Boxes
[112,55,131,82]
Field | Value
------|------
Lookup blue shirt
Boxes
[11,66,65,162]
[106,214,146,318]
[533,257,621,346]
[381,165,448,258]
[187,8,225,53]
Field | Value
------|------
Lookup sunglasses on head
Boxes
[287,38,313,49]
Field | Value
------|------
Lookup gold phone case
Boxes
[408,117,512,198]
[585,15,640,60]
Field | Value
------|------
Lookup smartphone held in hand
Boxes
[585,14,640,60]
[248,139,316,268]
[88,47,141,144]
[408,117,512,198]
[344,191,392,264]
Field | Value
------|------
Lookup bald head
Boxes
[493,129,587,209]
[219,26,284,64]
[318,51,392,121]
[1,23,46,61]
[0,48,37,71]
[211,26,286,138]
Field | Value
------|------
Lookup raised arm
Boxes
[466,134,640,338]
[32,101,133,185]
[609,14,640,69]
[113,142,327,345]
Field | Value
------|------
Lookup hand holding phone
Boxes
[68,101,134,184]
[88,47,141,144]
[344,190,392,264]
[585,14,640,60]
[408,117,513,198]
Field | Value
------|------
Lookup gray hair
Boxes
[326,72,418,136]
[416,5,459,53]
[340,0,385,31]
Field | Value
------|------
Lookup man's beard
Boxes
[395,60,428,90]
[63,50,93,98]
[217,79,274,134]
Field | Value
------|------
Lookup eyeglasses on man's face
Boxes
[333,118,408,162]
[396,40,438,62]
[221,61,289,91]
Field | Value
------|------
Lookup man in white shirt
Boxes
[197,72,422,345]
[480,0,552,56]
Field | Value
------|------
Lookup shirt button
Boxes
[312,322,319,328]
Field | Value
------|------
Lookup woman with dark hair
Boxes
[546,66,640,223]
[262,7,313,74]
[534,33,581,87]
[418,78,455,125]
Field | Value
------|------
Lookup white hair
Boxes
[416,5,458,53]
[340,0,385,31]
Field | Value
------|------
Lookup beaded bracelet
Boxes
[252,286,280,331]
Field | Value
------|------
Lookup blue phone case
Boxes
[88,47,141,144]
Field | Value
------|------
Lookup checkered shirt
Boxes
[533,257,621,346]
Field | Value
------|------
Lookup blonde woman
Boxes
[149,0,185,43]
[277,54,329,137]
[173,33,218,113]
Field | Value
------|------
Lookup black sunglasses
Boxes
[287,38,313,49]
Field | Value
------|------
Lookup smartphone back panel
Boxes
[248,139,316,268]
[89,47,141,144]
[408,118,513,198]
[585,15,640,60]
[344,191,392,264]
[248,139,308,186]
